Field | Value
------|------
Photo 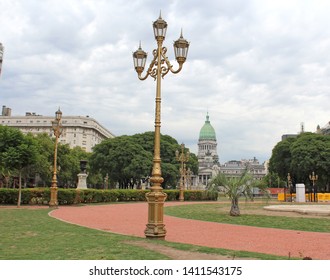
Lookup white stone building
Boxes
[220,157,267,180]
[0,106,115,152]
[197,113,220,186]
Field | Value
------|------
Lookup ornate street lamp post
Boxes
[133,13,189,239]
[0,43,4,76]
[176,143,190,201]
[309,171,318,202]
[186,167,192,190]
[287,173,292,202]
[49,108,63,207]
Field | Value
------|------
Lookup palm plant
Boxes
[208,169,269,216]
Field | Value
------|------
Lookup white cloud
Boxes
[1,0,329,164]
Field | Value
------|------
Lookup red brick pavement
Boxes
[49,202,330,259]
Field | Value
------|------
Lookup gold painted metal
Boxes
[186,167,192,190]
[309,171,318,202]
[287,173,293,202]
[133,14,189,239]
[49,108,63,208]
[175,143,190,202]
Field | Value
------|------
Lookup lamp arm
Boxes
[137,50,158,81]
[162,51,183,74]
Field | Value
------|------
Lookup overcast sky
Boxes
[1,0,329,163]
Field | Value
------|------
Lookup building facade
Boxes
[316,121,330,135]
[197,113,220,186]
[220,157,267,180]
[0,106,115,152]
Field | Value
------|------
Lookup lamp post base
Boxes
[49,186,58,208]
[144,190,167,239]
[179,188,184,202]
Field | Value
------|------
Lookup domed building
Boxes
[197,113,220,186]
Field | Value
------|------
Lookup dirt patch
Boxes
[124,240,255,260]
[242,207,330,219]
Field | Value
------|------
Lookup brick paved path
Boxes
[50,202,330,259]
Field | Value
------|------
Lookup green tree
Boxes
[208,170,269,216]
[32,133,55,186]
[262,172,286,188]
[90,132,198,189]
[90,135,152,188]
[131,132,198,187]
[269,133,330,191]
[269,137,295,181]
[290,133,330,189]
[0,128,38,206]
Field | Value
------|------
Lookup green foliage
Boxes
[0,188,217,205]
[269,137,295,180]
[262,172,286,188]
[0,127,198,190]
[269,133,330,189]
[0,127,91,188]
[0,188,49,205]
[90,135,153,188]
[208,170,269,216]
[90,132,198,188]
[0,127,38,171]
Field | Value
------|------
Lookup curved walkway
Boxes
[50,202,330,260]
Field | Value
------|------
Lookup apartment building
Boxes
[1,106,115,152]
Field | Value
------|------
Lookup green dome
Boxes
[199,114,216,140]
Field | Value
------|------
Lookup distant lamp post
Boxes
[0,43,4,76]
[49,108,63,207]
[186,167,192,190]
[133,13,189,239]
[104,173,109,189]
[176,143,190,202]
[309,171,318,202]
[287,173,292,202]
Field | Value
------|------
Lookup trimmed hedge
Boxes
[0,188,218,205]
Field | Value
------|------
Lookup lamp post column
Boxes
[133,14,189,239]
[286,173,291,202]
[49,109,62,208]
[144,37,167,239]
[309,171,318,202]
[176,143,190,202]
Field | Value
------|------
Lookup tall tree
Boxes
[269,133,330,191]
[32,133,55,186]
[90,132,198,189]
[90,136,152,188]
[0,129,38,206]
[290,133,330,189]
[269,137,295,181]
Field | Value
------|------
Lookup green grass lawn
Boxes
[0,208,170,260]
[0,206,293,260]
[165,201,330,233]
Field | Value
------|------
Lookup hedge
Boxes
[0,188,218,205]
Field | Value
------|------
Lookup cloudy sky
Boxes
[1,0,329,163]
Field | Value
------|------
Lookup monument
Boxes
[77,160,88,189]
[296,183,306,203]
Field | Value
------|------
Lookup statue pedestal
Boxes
[77,173,88,189]
[296,183,305,202]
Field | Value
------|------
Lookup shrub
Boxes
[0,188,218,205]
